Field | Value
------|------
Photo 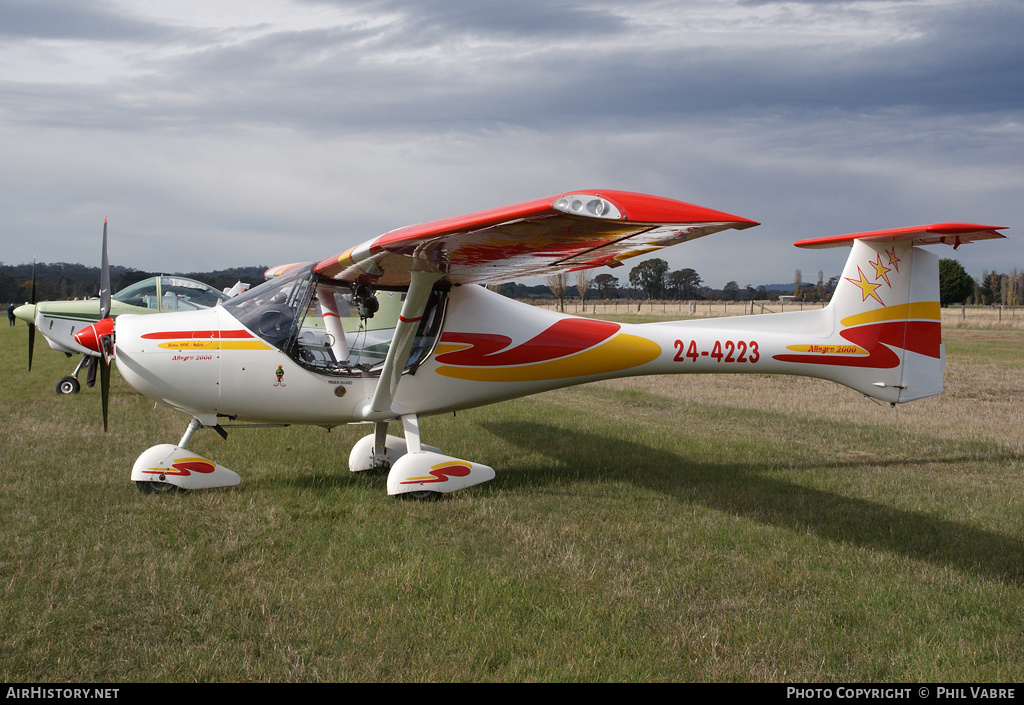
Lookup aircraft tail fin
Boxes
[776,223,1003,403]
[831,238,942,402]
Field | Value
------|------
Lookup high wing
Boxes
[313,190,759,286]
[794,223,1006,250]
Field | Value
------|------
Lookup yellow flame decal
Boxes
[436,333,660,382]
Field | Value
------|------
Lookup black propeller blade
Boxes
[99,218,111,433]
[27,260,36,371]
[100,346,110,433]
[99,218,110,320]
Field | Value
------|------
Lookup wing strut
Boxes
[357,268,444,421]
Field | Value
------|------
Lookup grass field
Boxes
[1,317,1022,682]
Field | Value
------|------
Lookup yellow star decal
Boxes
[870,254,892,287]
[845,266,885,305]
[885,246,901,273]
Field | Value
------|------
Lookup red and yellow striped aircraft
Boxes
[75,190,1004,498]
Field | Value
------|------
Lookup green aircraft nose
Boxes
[13,303,36,324]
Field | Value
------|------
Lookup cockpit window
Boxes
[290,282,405,372]
[113,276,229,311]
[221,266,313,350]
[158,277,228,310]
[222,266,447,377]
[113,279,159,309]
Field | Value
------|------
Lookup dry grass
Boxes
[592,328,1024,452]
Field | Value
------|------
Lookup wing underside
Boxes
[314,190,758,286]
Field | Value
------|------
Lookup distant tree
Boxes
[793,269,802,299]
[575,270,594,309]
[977,270,1001,306]
[938,258,974,306]
[547,272,568,312]
[798,282,819,301]
[628,258,669,299]
[667,268,702,299]
[827,275,839,296]
[722,280,740,301]
[117,270,153,291]
[593,273,620,299]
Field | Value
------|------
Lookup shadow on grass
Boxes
[482,420,1024,587]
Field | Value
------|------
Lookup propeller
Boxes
[27,260,36,371]
[98,218,111,432]
[74,219,114,431]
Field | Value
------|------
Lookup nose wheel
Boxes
[56,376,81,395]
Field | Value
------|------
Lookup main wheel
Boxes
[56,376,81,395]
[402,490,442,501]
[135,480,180,495]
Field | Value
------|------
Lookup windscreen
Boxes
[221,266,314,350]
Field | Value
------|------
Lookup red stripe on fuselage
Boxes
[141,330,254,340]
[772,321,940,368]
[436,318,620,367]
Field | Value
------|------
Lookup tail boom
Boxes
[418,224,998,413]
[636,238,947,403]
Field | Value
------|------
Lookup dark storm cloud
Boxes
[5,1,1022,135]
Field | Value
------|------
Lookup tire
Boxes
[56,376,81,395]
[401,490,442,501]
[135,480,181,495]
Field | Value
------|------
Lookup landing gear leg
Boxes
[179,417,203,448]
[371,421,391,470]
[56,356,89,394]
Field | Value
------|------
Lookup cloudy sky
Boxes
[1,0,1021,288]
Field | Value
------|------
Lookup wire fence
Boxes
[523,299,1024,329]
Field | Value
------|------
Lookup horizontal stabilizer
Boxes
[795,223,1006,250]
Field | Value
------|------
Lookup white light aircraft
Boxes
[73,190,1005,498]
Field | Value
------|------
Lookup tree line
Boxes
[0,262,268,305]
[939,259,1024,306]
[535,258,1007,309]
[0,257,1006,309]
[500,257,1011,311]
[523,258,838,310]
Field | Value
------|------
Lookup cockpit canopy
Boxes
[114,276,229,311]
[221,265,447,377]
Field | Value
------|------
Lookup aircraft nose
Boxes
[13,304,36,324]
[74,317,115,355]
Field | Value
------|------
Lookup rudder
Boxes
[776,239,943,403]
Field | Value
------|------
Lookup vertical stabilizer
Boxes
[775,238,943,402]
